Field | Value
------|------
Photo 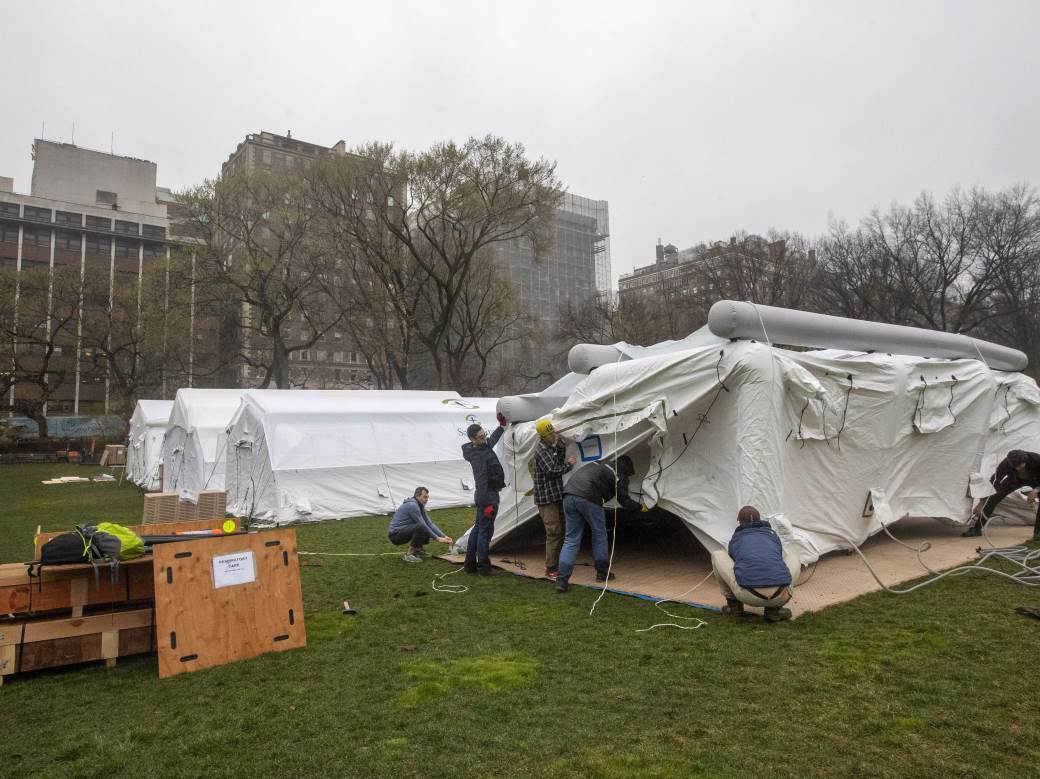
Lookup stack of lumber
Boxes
[142,490,226,524]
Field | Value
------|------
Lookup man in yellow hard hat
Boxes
[532,417,577,581]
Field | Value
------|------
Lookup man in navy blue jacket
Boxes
[711,505,797,622]
[388,487,452,562]
[461,414,508,575]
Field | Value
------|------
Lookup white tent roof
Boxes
[168,389,247,436]
[131,399,174,427]
[224,389,499,522]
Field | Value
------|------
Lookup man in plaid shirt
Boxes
[532,418,577,580]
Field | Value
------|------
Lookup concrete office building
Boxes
[0,140,199,415]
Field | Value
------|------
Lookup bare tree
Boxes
[0,266,82,437]
[177,169,346,389]
[311,135,562,389]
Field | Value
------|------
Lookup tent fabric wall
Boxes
[126,399,174,490]
[224,390,499,524]
[467,340,1040,566]
[162,389,248,494]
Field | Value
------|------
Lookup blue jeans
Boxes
[464,497,498,573]
[558,495,609,581]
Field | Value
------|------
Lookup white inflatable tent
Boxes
[474,305,1039,565]
[126,399,174,490]
[162,389,248,494]
[224,390,499,524]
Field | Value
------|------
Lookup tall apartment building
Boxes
[0,140,203,415]
[220,130,375,389]
[490,192,610,387]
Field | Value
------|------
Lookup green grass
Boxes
[2,463,1040,777]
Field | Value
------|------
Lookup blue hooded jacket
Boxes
[728,520,792,588]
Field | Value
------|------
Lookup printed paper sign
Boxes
[212,550,256,589]
[179,489,199,504]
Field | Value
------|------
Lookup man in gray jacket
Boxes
[388,487,452,562]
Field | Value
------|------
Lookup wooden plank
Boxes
[0,608,154,646]
[10,622,155,675]
[0,558,155,617]
[152,530,306,679]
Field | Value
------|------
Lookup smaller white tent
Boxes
[127,399,174,490]
[162,389,248,494]
[224,390,499,524]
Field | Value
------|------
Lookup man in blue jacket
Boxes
[461,414,508,575]
[388,487,452,562]
[711,505,798,622]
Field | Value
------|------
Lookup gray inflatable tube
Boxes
[707,300,1028,371]
[567,343,630,374]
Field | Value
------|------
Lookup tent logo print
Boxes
[442,399,479,409]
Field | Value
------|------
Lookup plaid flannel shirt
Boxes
[533,439,572,505]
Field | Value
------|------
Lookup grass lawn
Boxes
[1,463,1039,778]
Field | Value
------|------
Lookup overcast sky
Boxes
[3,1,1039,284]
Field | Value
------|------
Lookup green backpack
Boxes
[95,522,146,560]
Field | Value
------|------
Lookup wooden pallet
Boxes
[0,558,154,618]
[142,491,227,524]
[0,608,155,684]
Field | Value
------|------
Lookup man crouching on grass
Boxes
[388,487,452,563]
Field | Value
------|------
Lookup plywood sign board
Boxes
[152,530,305,679]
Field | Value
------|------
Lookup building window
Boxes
[23,206,51,222]
[315,350,327,362]
[55,210,82,226]
[142,224,165,239]
[115,240,138,258]
[55,231,81,251]
[86,215,111,231]
[0,202,19,218]
[86,235,111,255]
[0,224,18,243]
[22,227,50,247]
[333,351,344,363]
[333,331,342,340]
[96,190,118,207]
[298,350,310,361]
[262,149,272,165]
[114,220,138,236]
[143,243,165,259]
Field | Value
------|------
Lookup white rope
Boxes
[635,569,714,633]
[432,566,469,594]
[589,350,627,617]
[298,551,404,557]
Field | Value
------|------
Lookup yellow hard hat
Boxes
[535,418,555,438]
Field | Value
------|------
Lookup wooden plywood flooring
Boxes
[445,517,1036,618]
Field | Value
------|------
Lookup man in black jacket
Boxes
[461,414,508,575]
[556,454,641,592]
[963,449,1040,538]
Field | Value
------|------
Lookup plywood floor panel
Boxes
[445,518,1036,618]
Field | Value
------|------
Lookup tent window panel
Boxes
[910,377,958,434]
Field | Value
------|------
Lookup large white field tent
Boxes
[224,390,499,524]
[162,389,248,494]
[468,302,1040,566]
[126,399,174,490]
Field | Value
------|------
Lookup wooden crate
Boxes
[0,557,154,618]
[142,490,227,524]
[153,530,305,679]
[0,608,155,684]
[99,445,127,466]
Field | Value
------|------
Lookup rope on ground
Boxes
[635,569,714,633]
[810,520,1040,595]
[432,566,468,594]
[298,551,404,557]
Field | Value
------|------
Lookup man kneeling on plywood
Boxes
[712,506,799,623]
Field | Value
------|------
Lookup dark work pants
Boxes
[980,475,1040,536]
[388,523,432,549]
[465,496,498,573]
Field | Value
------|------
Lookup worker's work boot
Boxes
[721,599,745,617]
[763,606,792,623]
[961,521,982,538]
[555,578,570,593]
